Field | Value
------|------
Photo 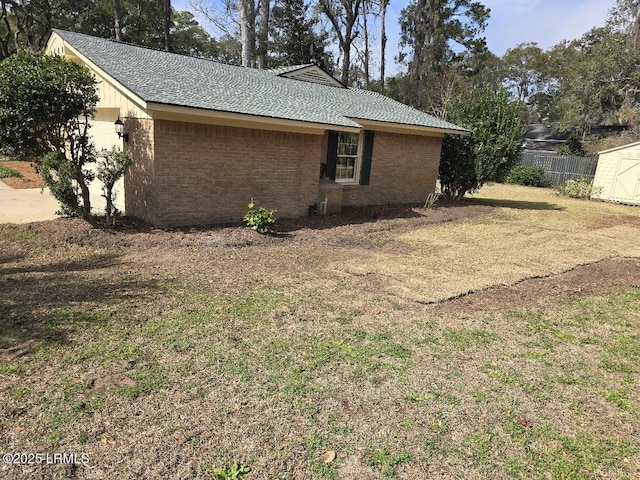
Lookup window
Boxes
[335,132,361,182]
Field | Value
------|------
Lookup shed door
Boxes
[611,159,640,204]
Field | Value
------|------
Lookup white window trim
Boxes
[335,132,363,185]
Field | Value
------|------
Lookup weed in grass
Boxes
[600,359,633,374]
[304,432,339,480]
[456,429,498,468]
[10,384,32,400]
[213,461,251,480]
[404,388,427,403]
[431,390,461,405]
[504,418,639,479]
[603,390,635,413]
[77,432,95,445]
[0,224,38,243]
[610,335,640,359]
[470,389,488,404]
[521,350,551,365]
[442,328,499,349]
[366,448,413,479]
[399,418,416,429]
[424,418,450,453]
[0,362,19,375]
[47,431,63,445]
[117,366,168,398]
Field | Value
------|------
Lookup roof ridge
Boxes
[51,28,242,68]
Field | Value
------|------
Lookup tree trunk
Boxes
[113,0,122,41]
[380,0,387,93]
[105,185,115,227]
[239,0,255,67]
[257,0,269,69]
[362,0,369,89]
[319,0,361,86]
[0,1,12,58]
[164,0,172,51]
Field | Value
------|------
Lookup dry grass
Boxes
[1,184,639,479]
[343,184,640,303]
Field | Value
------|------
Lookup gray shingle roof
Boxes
[53,29,466,132]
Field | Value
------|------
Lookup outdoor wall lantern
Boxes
[114,117,129,142]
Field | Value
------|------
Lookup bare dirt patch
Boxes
[19,202,493,251]
[0,160,44,189]
[437,256,640,313]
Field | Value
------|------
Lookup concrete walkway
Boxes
[0,180,60,224]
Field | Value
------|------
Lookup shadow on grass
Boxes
[0,252,166,353]
[0,253,118,275]
[467,197,565,211]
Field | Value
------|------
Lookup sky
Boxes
[174,0,617,72]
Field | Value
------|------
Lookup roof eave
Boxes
[350,118,468,136]
[147,102,361,134]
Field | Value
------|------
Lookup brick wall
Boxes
[124,118,157,223]
[342,131,442,206]
[147,120,322,226]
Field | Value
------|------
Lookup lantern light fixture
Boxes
[114,117,129,142]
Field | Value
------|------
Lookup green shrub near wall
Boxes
[505,166,550,187]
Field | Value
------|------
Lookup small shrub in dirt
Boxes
[0,164,21,178]
[243,200,277,233]
[558,178,601,199]
[506,166,550,187]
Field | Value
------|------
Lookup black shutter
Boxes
[360,130,374,185]
[326,130,338,180]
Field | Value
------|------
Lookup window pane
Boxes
[335,132,360,181]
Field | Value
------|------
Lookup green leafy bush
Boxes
[439,86,525,200]
[558,178,601,198]
[505,166,550,187]
[243,200,277,233]
[0,165,21,178]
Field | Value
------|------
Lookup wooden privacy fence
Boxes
[518,152,597,186]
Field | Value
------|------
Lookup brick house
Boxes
[45,30,466,227]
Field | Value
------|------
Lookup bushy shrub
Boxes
[439,87,525,200]
[558,178,601,198]
[505,166,550,187]
[243,200,277,233]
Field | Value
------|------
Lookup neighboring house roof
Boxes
[50,29,466,134]
[523,124,568,152]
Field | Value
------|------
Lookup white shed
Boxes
[592,141,640,205]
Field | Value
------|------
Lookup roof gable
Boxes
[268,64,345,88]
[47,30,466,134]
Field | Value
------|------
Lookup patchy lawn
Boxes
[0,160,44,189]
[1,184,639,479]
